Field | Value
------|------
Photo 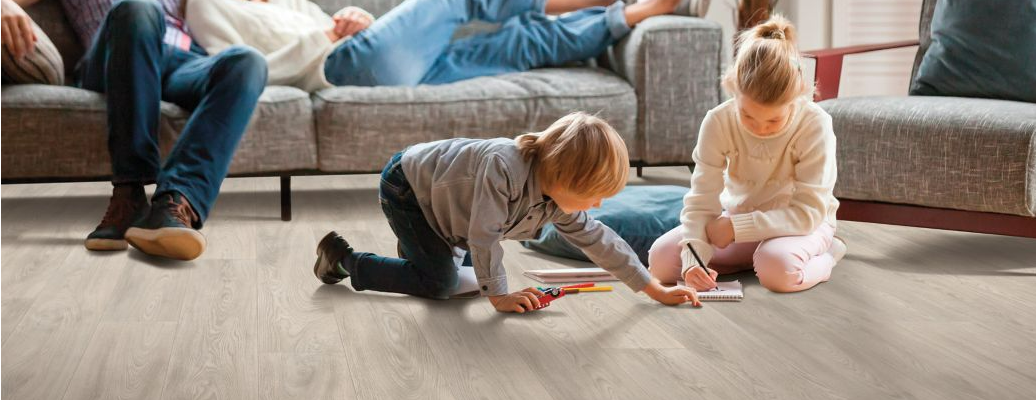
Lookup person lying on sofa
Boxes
[2,0,269,260]
[184,0,696,91]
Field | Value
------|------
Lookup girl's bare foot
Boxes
[544,0,616,14]
[624,0,682,26]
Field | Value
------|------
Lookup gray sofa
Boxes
[1,0,723,220]
[805,0,1036,237]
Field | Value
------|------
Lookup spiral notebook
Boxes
[693,280,744,301]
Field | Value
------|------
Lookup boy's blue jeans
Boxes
[324,0,630,86]
[346,152,463,299]
[78,0,268,227]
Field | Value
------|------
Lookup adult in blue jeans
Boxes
[186,0,689,91]
[77,0,268,260]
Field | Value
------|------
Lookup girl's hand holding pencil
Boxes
[685,243,719,292]
[684,265,719,292]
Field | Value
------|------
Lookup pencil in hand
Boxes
[686,243,718,291]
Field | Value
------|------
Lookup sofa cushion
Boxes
[312,67,637,172]
[164,86,318,175]
[910,0,1036,103]
[1,85,317,180]
[0,84,179,180]
[819,96,1036,217]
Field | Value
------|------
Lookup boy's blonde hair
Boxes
[722,15,812,105]
[515,112,629,198]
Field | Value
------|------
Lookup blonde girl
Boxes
[648,15,846,293]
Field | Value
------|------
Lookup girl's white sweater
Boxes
[679,97,840,276]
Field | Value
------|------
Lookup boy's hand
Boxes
[706,216,734,248]
[643,279,700,307]
[683,265,718,292]
[1,0,37,59]
[488,287,545,313]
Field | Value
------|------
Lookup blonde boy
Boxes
[314,112,700,312]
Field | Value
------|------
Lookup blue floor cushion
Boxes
[522,185,686,265]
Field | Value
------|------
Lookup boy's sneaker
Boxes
[85,184,149,251]
[125,192,206,261]
[314,231,354,284]
[830,236,848,264]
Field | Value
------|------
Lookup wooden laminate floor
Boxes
[2,168,1035,400]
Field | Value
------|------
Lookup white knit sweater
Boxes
[679,97,840,276]
[185,0,372,92]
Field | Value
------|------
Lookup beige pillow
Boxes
[1,20,64,85]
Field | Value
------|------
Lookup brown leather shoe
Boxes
[313,231,354,284]
[85,184,148,251]
[125,192,206,260]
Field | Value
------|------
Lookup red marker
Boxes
[536,283,595,292]
[533,287,567,310]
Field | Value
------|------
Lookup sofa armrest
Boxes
[599,16,722,164]
[802,40,919,101]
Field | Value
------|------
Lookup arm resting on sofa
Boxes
[802,40,919,101]
[599,16,723,165]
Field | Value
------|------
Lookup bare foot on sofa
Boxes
[624,0,683,26]
[545,0,616,14]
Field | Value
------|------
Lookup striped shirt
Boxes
[61,0,192,51]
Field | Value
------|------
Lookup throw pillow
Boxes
[910,0,1036,103]
[1,19,64,85]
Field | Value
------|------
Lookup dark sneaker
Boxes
[314,231,354,284]
[125,192,206,260]
[85,184,149,251]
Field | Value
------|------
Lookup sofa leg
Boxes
[280,176,292,221]
[636,166,643,177]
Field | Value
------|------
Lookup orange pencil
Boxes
[564,286,612,294]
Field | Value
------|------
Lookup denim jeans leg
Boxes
[155,46,269,227]
[347,156,459,299]
[78,0,168,184]
[323,0,547,86]
[420,1,630,84]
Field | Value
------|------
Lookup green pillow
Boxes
[521,185,686,264]
[910,0,1036,103]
